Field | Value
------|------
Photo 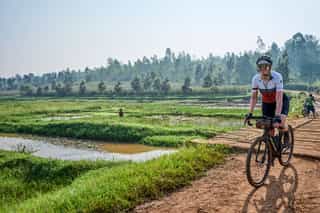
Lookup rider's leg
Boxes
[280,95,290,146]
[279,114,288,130]
[311,107,316,118]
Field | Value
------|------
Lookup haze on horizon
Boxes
[1,0,319,78]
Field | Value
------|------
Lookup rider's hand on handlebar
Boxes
[244,112,253,125]
[245,112,252,120]
[273,115,282,124]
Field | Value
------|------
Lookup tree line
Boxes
[1,32,320,95]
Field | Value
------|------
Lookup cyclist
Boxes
[304,93,316,118]
[246,55,290,146]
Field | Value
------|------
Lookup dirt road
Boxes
[135,154,320,213]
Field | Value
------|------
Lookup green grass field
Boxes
[0,96,304,212]
[0,99,249,146]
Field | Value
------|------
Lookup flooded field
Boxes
[0,134,175,162]
[178,100,261,109]
[146,115,243,127]
[40,115,91,121]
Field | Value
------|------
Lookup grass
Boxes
[0,96,305,212]
[0,99,246,147]
[0,150,127,211]
[141,135,202,147]
[1,145,228,212]
[288,93,307,117]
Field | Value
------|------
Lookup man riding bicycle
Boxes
[246,55,290,145]
[304,93,316,118]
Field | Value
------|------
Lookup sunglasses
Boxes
[257,64,270,70]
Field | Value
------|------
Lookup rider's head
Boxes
[256,55,272,79]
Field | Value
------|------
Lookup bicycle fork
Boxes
[255,140,268,166]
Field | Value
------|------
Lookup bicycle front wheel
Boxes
[279,125,294,166]
[246,137,271,188]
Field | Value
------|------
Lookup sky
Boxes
[1,0,319,78]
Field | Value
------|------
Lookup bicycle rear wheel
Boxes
[279,125,294,166]
[246,137,271,188]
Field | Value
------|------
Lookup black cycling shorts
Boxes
[307,105,315,113]
[262,94,290,117]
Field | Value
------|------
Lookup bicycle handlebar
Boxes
[244,116,274,126]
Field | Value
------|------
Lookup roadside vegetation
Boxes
[1,145,228,212]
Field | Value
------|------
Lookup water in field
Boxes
[177,100,261,109]
[146,115,243,128]
[41,115,91,121]
[0,134,175,162]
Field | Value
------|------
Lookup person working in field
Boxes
[304,93,316,118]
[246,55,290,145]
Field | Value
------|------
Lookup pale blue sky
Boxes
[1,0,319,77]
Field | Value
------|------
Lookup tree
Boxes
[269,42,281,63]
[85,67,92,82]
[64,82,73,95]
[36,87,43,96]
[203,74,213,88]
[285,33,320,83]
[235,53,255,84]
[213,68,225,86]
[161,78,170,94]
[55,83,64,96]
[150,71,157,81]
[152,78,161,93]
[98,81,106,94]
[143,76,152,91]
[6,78,16,90]
[194,64,203,84]
[225,53,236,84]
[257,36,266,52]
[182,77,192,94]
[44,86,49,94]
[79,81,86,95]
[276,50,290,84]
[20,85,33,96]
[114,81,122,94]
[51,80,57,91]
[131,77,142,93]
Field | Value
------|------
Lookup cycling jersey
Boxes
[251,71,283,103]
[251,70,289,116]
[305,96,315,107]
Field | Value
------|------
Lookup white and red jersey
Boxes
[251,71,284,103]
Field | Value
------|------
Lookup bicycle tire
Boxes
[279,125,294,166]
[246,136,271,188]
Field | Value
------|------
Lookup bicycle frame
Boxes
[245,116,280,164]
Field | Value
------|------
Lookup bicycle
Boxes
[244,116,294,188]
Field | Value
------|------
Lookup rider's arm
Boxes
[275,75,284,115]
[249,77,258,113]
[275,91,283,115]
[249,91,258,113]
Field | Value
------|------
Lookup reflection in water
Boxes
[0,136,176,162]
[97,143,172,154]
[242,164,298,213]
